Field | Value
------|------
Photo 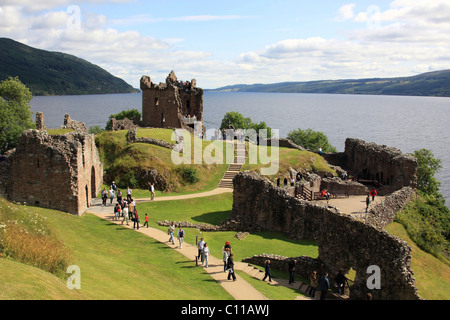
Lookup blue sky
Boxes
[1,0,449,88]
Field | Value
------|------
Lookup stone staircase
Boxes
[218,141,247,189]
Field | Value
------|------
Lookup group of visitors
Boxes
[277,171,304,188]
[104,182,149,230]
[308,270,349,300]
[101,182,134,206]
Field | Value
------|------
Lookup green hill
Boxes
[0,38,138,96]
[213,69,450,97]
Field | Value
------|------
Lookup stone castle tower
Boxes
[140,71,203,132]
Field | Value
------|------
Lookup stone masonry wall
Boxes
[140,72,203,129]
[10,129,103,216]
[344,138,417,194]
[231,171,419,300]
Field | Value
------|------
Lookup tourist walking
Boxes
[366,195,371,213]
[177,227,185,248]
[117,189,122,203]
[370,188,378,202]
[126,186,132,202]
[128,199,135,220]
[262,260,272,282]
[227,253,236,281]
[150,183,155,200]
[319,273,330,300]
[109,187,115,205]
[335,270,347,296]
[197,237,205,263]
[288,258,296,285]
[114,203,121,221]
[202,243,210,268]
[143,213,149,228]
[309,271,318,298]
[121,206,129,225]
[222,247,230,272]
[168,222,175,245]
[101,188,107,206]
[133,209,139,230]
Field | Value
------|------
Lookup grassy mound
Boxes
[95,129,228,194]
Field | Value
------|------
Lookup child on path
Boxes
[143,213,149,228]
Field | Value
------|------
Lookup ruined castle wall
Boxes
[344,138,417,194]
[140,74,203,129]
[10,130,103,216]
[232,172,419,300]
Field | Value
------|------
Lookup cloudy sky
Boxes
[1,0,449,89]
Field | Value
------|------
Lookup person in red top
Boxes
[143,213,149,228]
[370,188,378,202]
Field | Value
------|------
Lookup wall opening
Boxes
[91,166,96,197]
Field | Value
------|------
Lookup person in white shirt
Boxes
[202,243,210,268]
[197,238,205,264]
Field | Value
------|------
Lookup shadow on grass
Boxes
[191,210,232,225]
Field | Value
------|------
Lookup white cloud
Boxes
[1,0,449,89]
[335,4,356,21]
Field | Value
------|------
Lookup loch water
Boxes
[30,91,450,204]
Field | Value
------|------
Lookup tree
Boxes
[0,77,34,153]
[220,111,273,138]
[220,111,252,131]
[413,149,443,197]
[287,128,337,153]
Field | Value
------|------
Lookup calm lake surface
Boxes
[30,92,450,204]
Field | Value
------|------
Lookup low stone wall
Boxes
[127,127,183,153]
[156,219,240,232]
[366,187,416,230]
[231,171,419,300]
[242,254,325,281]
[321,177,369,196]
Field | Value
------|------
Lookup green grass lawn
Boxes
[242,145,336,181]
[137,193,319,263]
[0,201,233,300]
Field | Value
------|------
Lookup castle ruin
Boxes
[0,113,103,216]
[140,71,203,133]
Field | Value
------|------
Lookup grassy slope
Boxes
[385,222,450,300]
[0,202,232,300]
[242,145,336,180]
[96,129,229,195]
